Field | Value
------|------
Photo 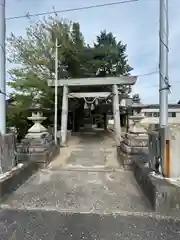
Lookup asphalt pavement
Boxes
[0,209,180,239]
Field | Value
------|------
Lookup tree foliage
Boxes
[7,15,133,135]
[93,31,132,76]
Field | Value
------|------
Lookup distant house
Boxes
[141,104,180,126]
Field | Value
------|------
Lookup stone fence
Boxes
[148,130,161,173]
[0,126,59,175]
[148,124,180,178]
[0,133,17,174]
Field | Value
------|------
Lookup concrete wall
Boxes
[167,125,180,178]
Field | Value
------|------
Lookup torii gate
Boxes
[48,76,137,146]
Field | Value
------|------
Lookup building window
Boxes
[153,112,159,117]
[172,112,176,117]
[144,112,153,117]
[144,111,177,118]
[168,112,176,117]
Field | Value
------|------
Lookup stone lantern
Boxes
[16,92,59,167]
[128,94,147,135]
[120,93,149,157]
[26,93,48,139]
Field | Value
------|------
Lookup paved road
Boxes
[0,209,180,239]
[1,130,180,239]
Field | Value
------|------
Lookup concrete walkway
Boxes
[49,129,119,170]
[1,130,149,213]
[0,129,180,239]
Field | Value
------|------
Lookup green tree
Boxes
[93,30,133,77]
[7,16,85,135]
[7,16,133,136]
[83,30,133,93]
[7,17,85,106]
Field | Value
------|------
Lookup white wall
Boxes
[140,108,180,126]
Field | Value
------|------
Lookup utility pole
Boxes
[54,38,59,144]
[159,0,169,128]
[159,0,169,176]
[0,0,6,135]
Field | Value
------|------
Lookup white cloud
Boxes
[6,0,180,103]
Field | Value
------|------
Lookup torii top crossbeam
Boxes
[48,76,137,87]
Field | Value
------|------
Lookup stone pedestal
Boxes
[16,94,59,167]
[121,115,148,153]
[121,132,148,155]
[17,133,59,167]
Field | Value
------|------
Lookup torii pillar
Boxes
[112,84,121,145]
[61,85,68,146]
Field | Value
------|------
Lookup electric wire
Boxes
[6,0,140,20]
[4,0,176,100]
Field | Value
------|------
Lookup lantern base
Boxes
[25,123,48,139]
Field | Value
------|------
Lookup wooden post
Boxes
[61,85,68,146]
[112,84,121,146]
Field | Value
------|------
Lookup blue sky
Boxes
[6,0,180,104]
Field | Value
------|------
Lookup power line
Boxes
[137,70,158,77]
[5,0,162,86]
[5,0,173,94]
[6,0,139,20]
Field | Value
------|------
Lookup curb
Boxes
[0,162,37,200]
[132,160,180,213]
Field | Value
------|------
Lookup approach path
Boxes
[0,129,179,239]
